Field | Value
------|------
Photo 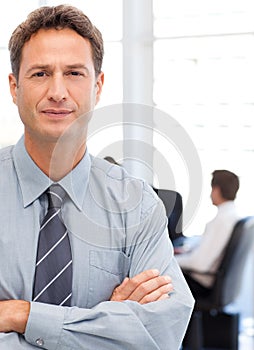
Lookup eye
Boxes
[67,71,85,78]
[66,70,87,79]
[70,71,82,76]
[32,71,47,78]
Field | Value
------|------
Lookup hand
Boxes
[110,269,173,304]
[0,300,30,334]
[174,247,186,255]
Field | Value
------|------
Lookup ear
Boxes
[9,73,18,105]
[95,71,104,105]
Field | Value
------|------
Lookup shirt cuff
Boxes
[24,302,65,349]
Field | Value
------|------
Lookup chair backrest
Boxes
[153,188,183,243]
[210,216,254,309]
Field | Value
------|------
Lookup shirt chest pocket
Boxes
[87,250,130,308]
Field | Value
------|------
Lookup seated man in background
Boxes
[175,169,241,298]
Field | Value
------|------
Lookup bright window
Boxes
[153,0,254,234]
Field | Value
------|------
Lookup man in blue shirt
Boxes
[0,5,194,349]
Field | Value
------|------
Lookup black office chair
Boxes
[183,216,254,350]
[153,188,184,245]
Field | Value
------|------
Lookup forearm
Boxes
[24,260,193,350]
[25,296,193,350]
[25,301,156,349]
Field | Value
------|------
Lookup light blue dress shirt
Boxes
[0,136,194,349]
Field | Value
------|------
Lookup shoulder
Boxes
[0,145,14,168]
[0,145,14,161]
[0,146,16,190]
[89,155,161,218]
[216,201,238,220]
[90,155,128,181]
[206,201,239,233]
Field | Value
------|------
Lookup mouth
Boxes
[41,109,73,118]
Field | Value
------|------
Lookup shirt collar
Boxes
[217,200,235,211]
[13,136,90,210]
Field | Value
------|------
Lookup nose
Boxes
[47,75,68,102]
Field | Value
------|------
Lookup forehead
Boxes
[21,28,93,62]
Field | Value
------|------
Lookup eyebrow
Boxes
[26,64,90,75]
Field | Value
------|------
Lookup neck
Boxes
[216,198,230,207]
[24,136,86,181]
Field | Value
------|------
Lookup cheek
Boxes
[76,86,97,110]
[18,85,45,109]
[16,89,38,122]
[16,91,30,111]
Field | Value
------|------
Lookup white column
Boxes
[122,0,154,183]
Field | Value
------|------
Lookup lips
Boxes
[42,109,72,118]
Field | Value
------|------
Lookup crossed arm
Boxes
[0,269,173,334]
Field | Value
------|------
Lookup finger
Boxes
[113,269,161,300]
[129,269,161,287]
[110,269,161,301]
[139,282,173,304]
[110,277,130,301]
[128,275,172,302]
[156,293,170,302]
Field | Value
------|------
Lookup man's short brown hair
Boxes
[211,170,239,200]
[8,5,104,81]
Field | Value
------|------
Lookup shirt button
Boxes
[36,338,44,347]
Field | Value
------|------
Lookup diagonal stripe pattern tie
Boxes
[33,184,72,306]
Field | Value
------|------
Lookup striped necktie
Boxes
[33,184,73,306]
